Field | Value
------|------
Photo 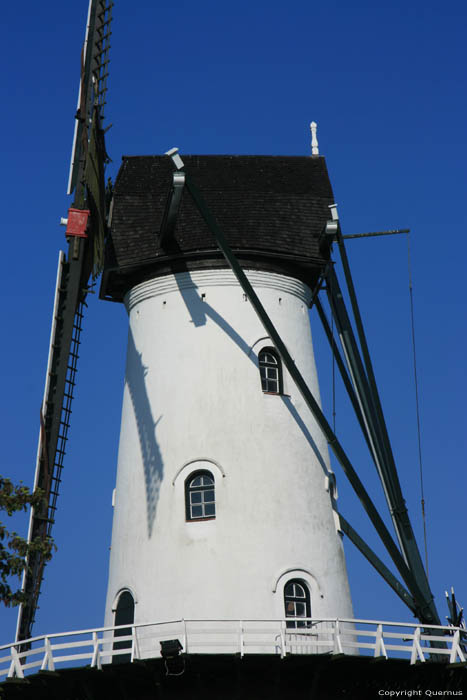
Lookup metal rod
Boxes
[324,265,423,574]
[325,266,391,497]
[315,297,371,449]
[342,229,410,240]
[338,513,417,614]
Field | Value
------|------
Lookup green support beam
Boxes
[333,226,439,624]
[325,266,405,542]
[315,297,371,451]
[338,513,417,615]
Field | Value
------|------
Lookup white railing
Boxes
[0,618,465,680]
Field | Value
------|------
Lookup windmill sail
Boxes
[16,0,113,644]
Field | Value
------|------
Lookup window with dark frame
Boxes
[258,347,282,394]
[284,579,311,629]
[112,590,135,664]
[185,471,216,521]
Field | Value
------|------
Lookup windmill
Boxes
[98,149,441,636]
[11,0,455,667]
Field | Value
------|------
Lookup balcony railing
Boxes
[1,618,465,680]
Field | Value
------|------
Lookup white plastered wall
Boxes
[104,269,353,628]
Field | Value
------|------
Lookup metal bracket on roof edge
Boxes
[159,170,186,245]
[318,203,339,253]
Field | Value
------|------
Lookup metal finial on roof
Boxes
[310,121,319,156]
[165,147,185,170]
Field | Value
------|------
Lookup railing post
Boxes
[449,630,466,664]
[239,621,244,658]
[91,631,102,670]
[182,619,188,653]
[280,620,286,658]
[374,624,387,659]
[131,625,141,662]
[410,626,425,665]
[449,630,459,664]
[9,646,24,679]
[333,619,343,655]
[41,637,55,671]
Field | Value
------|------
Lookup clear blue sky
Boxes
[1,0,466,642]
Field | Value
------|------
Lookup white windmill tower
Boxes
[100,147,354,649]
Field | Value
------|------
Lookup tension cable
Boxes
[406,233,429,578]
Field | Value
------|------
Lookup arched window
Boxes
[113,590,135,664]
[185,471,216,521]
[258,347,282,394]
[284,579,311,629]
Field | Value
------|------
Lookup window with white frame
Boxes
[284,579,311,628]
[185,471,216,521]
[258,347,282,394]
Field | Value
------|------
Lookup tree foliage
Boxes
[0,477,55,607]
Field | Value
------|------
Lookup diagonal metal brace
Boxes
[315,296,370,449]
[159,171,185,246]
[325,266,401,535]
[338,513,417,614]
[332,224,439,626]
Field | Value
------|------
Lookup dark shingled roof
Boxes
[100,155,334,302]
